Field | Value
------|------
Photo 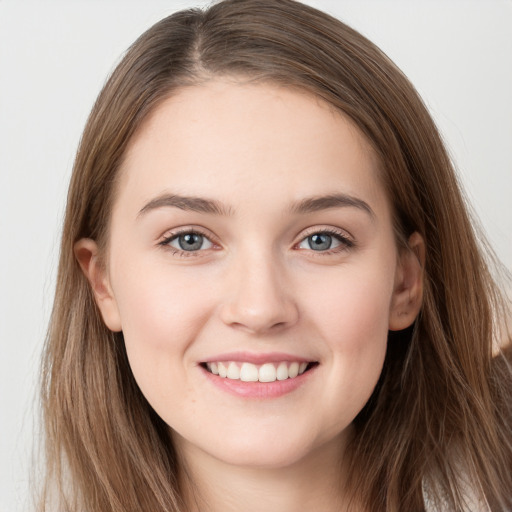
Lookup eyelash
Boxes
[158,227,355,258]
[296,228,355,255]
[158,228,217,258]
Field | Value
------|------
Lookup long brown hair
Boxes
[39,1,512,510]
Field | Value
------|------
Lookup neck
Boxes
[175,430,362,512]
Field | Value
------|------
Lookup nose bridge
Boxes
[219,244,298,333]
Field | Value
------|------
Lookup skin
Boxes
[76,79,424,512]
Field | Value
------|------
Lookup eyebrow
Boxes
[137,192,374,219]
[290,193,375,220]
[138,193,233,217]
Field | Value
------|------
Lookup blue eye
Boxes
[297,231,352,252]
[307,233,334,251]
[167,232,213,252]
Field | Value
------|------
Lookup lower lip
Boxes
[200,365,316,399]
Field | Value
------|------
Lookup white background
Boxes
[1,1,511,510]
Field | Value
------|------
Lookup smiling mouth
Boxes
[201,361,318,383]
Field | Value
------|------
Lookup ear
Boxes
[388,232,425,331]
[74,238,122,332]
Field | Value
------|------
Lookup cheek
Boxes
[109,261,215,395]
[113,259,212,341]
[300,262,394,423]
[111,265,224,426]
[304,260,395,347]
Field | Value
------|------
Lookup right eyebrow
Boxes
[137,193,233,218]
[290,193,375,221]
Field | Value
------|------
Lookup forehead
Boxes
[116,79,387,217]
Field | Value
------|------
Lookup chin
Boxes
[227,444,307,469]
[188,425,342,470]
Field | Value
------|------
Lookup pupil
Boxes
[309,234,332,251]
[179,233,203,251]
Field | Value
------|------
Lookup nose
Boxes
[219,252,299,335]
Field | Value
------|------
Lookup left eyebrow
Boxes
[137,193,233,217]
[290,193,375,220]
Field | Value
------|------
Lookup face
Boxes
[79,79,422,471]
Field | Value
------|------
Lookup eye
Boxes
[297,230,353,252]
[302,233,337,251]
[164,231,213,252]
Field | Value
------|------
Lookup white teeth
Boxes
[227,362,240,380]
[259,363,277,383]
[276,362,289,381]
[218,362,228,378]
[288,362,299,378]
[240,362,259,382]
[206,360,312,382]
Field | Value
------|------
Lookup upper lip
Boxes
[201,351,315,365]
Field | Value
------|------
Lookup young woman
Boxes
[39,1,512,510]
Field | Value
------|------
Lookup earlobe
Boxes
[74,238,122,332]
[389,232,425,332]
